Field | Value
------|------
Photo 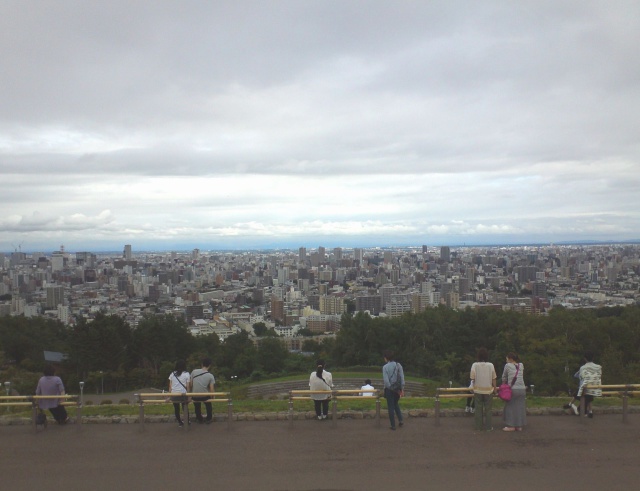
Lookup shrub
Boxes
[84,400,94,406]
[100,399,112,405]
[119,398,130,405]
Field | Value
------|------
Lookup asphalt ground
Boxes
[1,413,638,491]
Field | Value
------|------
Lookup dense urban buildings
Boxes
[1,244,639,344]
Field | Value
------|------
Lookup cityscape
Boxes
[2,243,639,349]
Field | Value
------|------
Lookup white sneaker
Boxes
[465,406,470,413]
[470,408,475,414]
[322,415,327,419]
[570,404,579,415]
[317,416,322,420]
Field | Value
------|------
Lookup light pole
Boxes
[100,371,104,395]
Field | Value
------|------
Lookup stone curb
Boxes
[2,406,638,425]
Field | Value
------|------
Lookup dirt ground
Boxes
[2,413,638,491]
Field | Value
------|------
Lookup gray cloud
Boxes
[1,1,639,250]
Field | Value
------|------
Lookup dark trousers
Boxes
[384,388,403,428]
[48,405,68,424]
[192,397,212,421]
[313,399,329,417]
[172,395,189,423]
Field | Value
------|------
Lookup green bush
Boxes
[100,399,112,405]
[119,398,130,405]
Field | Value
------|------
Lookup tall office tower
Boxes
[46,285,65,309]
[50,254,64,272]
[379,283,396,309]
[298,247,307,263]
[422,245,428,255]
[458,277,470,296]
[465,267,476,284]
[440,246,451,263]
[333,247,343,262]
[123,244,132,260]
[354,248,364,264]
[318,246,326,261]
[192,248,200,260]
[271,296,284,322]
[383,251,393,264]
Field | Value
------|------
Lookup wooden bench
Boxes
[0,394,81,431]
[580,384,640,423]
[134,392,232,431]
[288,389,381,428]
[433,387,474,426]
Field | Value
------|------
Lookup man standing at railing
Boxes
[190,357,215,424]
[382,350,404,430]
[35,364,69,425]
[577,352,602,419]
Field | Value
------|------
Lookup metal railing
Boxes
[434,387,474,426]
[0,394,82,431]
[288,389,381,428]
[134,392,232,431]
[580,384,640,423]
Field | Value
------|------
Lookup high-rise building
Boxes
[440,246,451,263]
[298,247,306,263]
[123,244,132,260]
[46,285,65,309]
[354,248,364,264]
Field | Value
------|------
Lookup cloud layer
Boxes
[1,1,639,251]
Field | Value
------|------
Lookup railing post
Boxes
[31,399,38,433]
[227,393,233,430]
[434,390,441,427]
[288,392,294,428]
[331,391,337,428]
[622,388,629,424]
[77,382,84,431]
[136,394,145,432]
[376,394,381,428]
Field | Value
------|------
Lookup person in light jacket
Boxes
[309,359,333,420]
[577,352,602,418]
[382,350,405,430]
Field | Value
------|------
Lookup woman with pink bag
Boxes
[501,352,526,432]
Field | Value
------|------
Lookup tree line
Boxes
[1,305,639,395]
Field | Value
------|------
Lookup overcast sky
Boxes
[1,1,639,252]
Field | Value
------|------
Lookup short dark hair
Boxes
[383,350,394,361]
[507,352,519,362]
[477,348,489,362]
[584,352,594,362]
[365,379,372,385]
[202,357,212,368]
[43,364,55,376]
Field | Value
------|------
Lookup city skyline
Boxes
[2,2,639,251]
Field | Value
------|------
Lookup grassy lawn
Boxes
[3,372,638,419]
[3,395,638,420]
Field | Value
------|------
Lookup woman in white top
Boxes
[168,360,191,427]
[309,359,333,420]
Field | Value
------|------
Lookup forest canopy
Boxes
[1,305,639,396]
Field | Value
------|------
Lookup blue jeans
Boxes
[384,388,403,428]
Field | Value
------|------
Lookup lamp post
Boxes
[79,381,85,407]
[100,371,104,395]
[530,384,535,395]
